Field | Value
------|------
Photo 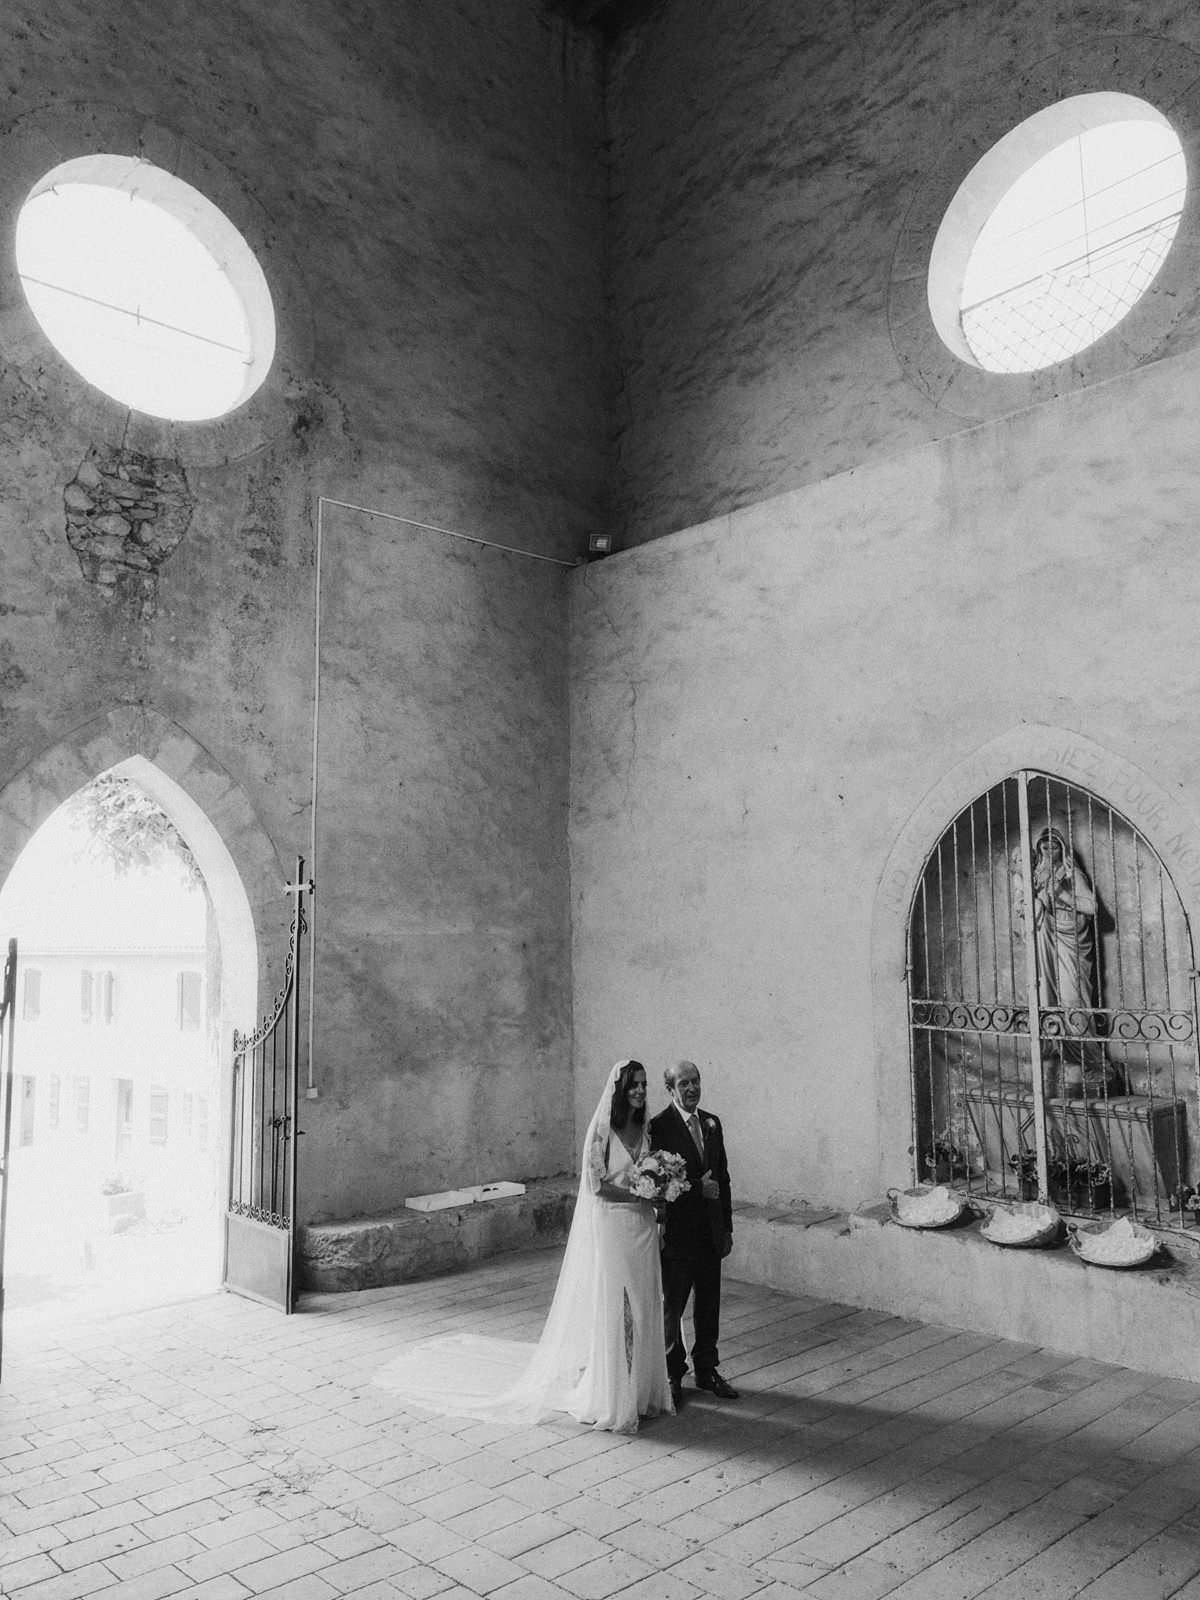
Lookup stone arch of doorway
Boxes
[0,705,289,1230]
[870,724,1200,1192]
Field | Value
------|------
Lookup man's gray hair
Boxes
[664,1058,698,1089]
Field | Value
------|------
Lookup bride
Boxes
[372,1059,674,1433]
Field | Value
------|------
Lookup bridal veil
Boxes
[372,1059,636,1426]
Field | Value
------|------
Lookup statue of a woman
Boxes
[1013,827,1111,1095]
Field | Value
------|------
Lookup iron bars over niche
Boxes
[907,771,1200,1228]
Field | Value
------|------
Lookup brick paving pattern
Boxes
[3,1249,1200,1598]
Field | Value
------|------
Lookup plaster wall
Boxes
[0,0,605,1224]
[607,0,1200,544]
[569,345,1200,1215]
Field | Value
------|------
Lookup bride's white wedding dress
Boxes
[372,1062,673,1434]
[561,1128,672,1429]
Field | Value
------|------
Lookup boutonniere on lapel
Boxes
[702,1116,716,1133]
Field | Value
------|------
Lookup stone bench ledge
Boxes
[729,1196,1200,1383]
[298,1175,577,1293]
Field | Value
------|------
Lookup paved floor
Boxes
[3,1248,1200,1600]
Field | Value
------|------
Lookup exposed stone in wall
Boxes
[2,0,592,1233]
[63,447,196,612]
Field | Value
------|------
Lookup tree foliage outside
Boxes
[64,773,202,887]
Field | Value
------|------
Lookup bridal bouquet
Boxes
[629,1150,690,1202]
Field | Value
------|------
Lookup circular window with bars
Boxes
[908,771,1199,1227]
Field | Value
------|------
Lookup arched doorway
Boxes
[908,770,1200,1225]
[0,714,276,1321]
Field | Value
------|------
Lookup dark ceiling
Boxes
[545,0,660,38]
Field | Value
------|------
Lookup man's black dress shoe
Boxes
[670,1381,684,1410]
[695,1371,739,1399]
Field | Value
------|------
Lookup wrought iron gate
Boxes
[0,939,17,1381]
[908,772,1200,1226]
[223,860,310,1311]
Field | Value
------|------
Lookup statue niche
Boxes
[1011,825,1114,1099]
[908,773,1194,1220]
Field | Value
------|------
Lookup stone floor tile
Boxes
[99,1452,183,1484]
[54,1524,149,1572]
[212,1461,272,1488]
[88,1472,179,1511]
[12,1562,121,1600]
[883,1502,1090,1600]
[133,1498,234,1542]
[490,1576,580,1600]
[519,1530,612,1580]
[176,1533,281,1582]
[549,1497,634,1539]
[387,1564,459,1598]
[186,1581,253,1600]
[388,1465,477,1506]
[252,1578,339,1600]
[54,1501,147,1544]
[0,1462,61,1497]
[405,1433,480,1466]
[604,1517,694,1567]
[618,1474,712,1527]
[356,1451,443,1491]
[227,1541,335,1593]
[445,1493,538,1540]
[90,1569,194,1600]
[317,1523,388,1559]
[1069,1530,1200,1599]
[799,1555,903,1600]
[383,1516,471,1563]
[617,1576,707,1600]
[411,1479,498,1521]
[0,1551,63,1591]
[340,1491,419,1536]
[672,1547,771,1598]
[0,1526,69,1566]
[4,1493,103,1534]
[553,1548,655,1599]
[105,1532,207,1580]
[480,1512,577,1559]
[434,1544,530,1594]
[658,1507,731,1546]
[457,1450,541,1490]
[502,1475,586,1514]
[319,1544,420,1594]
[187,1506,290,1549]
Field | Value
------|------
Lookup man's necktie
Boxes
[687,1113,705,1160]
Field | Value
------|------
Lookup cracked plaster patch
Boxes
[64,445,195,610]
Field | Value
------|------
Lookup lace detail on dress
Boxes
[586,1123,607,1194]
[623,1288,635,1375]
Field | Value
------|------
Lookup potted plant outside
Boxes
[99,1174,145,1233]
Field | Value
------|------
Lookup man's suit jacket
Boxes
[650,1102,732,1260]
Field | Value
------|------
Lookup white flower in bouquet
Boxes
[629,1150,690,1202]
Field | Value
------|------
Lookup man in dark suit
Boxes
[650,1059,738,1406]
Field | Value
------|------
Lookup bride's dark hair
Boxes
[610,1058,646,1128]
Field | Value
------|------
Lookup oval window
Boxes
[16,154,275,421]
[929,94,1186,374]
